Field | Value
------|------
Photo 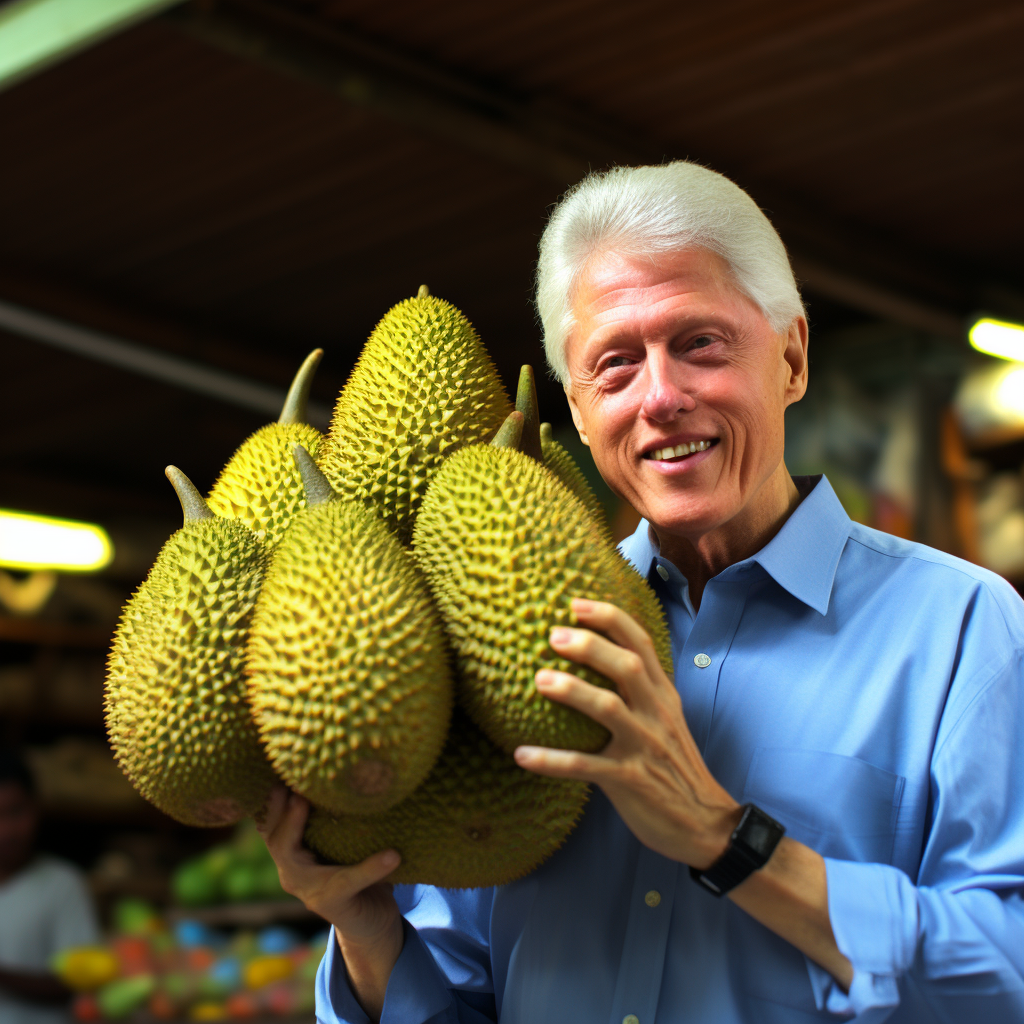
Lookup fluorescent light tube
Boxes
[0,509,113,573]
[969,318,1024,362]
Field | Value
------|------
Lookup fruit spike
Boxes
[292,445,336,507]
[165,466,214,523]
[515,365,543,462]
[491,411,524,450]
[278,349,324,425]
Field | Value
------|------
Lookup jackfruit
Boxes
[304,709,589,888]
[208,350,325,546]
[412,431,672,753]
[106,469,276,826]
[245,447,453,816]
[318,286,511,543]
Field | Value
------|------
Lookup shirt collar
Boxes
[617,475,852,616]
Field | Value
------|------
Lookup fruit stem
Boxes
[515,365,543,461]
[278,349,324,425]
[417,284,430,299]
[165,467,214,523]
[292,446,337,506]
[491,411,524,449]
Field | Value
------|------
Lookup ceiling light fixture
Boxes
[0,509,114,573]
[968,317,1024,362]
[0,0,182,94]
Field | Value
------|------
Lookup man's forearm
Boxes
[728,837,854,991]
[337,917,405,1023]
[0,967,72,1006]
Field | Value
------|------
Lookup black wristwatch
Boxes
[689,804,785,896]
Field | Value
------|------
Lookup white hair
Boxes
[535,160,806,383]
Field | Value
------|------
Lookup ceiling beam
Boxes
[165,0,980,341]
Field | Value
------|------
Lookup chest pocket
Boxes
[727,748,906,1014]
[742,746,905,864]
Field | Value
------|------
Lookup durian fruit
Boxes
[515,364,609,537]
[304,709,589,888]
[412,422,672,754]
[245,447,453,816]
[319,286,511,543]
[106,468,276,827]
[207,350,325,546]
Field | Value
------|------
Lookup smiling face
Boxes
[564,247,808,554]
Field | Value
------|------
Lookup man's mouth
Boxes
[644,439,718,462]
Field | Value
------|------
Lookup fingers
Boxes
[570,598,666,683]
[255,784,289,837]
[514,744,611,784]
[535,668,630,732]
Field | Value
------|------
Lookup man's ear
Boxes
[566,390,590,447]
[782,315,809,407]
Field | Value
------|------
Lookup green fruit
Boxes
[97,975,156,1019]
[208,350,325,546]
[246,450,453,815]
[223,863,260,903]
[105,469,277,827]
[255,862,285,900]
[319,286,511,543]
[304,710,588,888]
[413,439,672,753]
[173,859,220,907]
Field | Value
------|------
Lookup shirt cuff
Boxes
[316,923,454,1024]
[805,858,920,1020]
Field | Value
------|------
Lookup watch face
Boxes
[736,805,785,862]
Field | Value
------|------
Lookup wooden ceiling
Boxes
[1,0,1022,568]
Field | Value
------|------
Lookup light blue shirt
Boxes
[316,476,1024,1023]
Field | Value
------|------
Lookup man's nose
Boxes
[639,350,696,421]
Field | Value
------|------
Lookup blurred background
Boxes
[1,0,1023,1015]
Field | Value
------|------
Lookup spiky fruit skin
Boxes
[304,710,589,888]
[246,499,453,815]
[413,445,672,753]
[106,520,276,827]
[319,293,511,543]
[539,432,611,540]
[208,423,324,546]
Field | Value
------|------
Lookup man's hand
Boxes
[515,597,853,991]
[256,785,404,1022]
[513,597,741,868]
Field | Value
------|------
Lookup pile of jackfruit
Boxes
[105,287,672,889]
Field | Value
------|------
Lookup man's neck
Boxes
[652,466,804,611]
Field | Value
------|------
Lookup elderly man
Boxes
[260,161,1024,1023]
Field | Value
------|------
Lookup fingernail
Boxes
[381,850,400,869]
[514,746,540,766]
[572,598,593,612]
[535,670,555,688]
[550,627,572,645]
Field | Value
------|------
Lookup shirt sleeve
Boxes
[49,863,101,955]
[315,886,497,1024]
[806,647,1024,1020]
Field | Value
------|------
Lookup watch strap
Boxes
[689,803,785,897]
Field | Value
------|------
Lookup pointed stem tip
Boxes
[515,364,542,461]
[491,411,524,450]
[292,446,336,506]
[165,466,214,523]
[278,349,324,425]
[416,284,430,299]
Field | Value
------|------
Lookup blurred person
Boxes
[259,161,1024,1023]
[0,751,100,1024]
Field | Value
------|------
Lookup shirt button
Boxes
[623,1016,640,1024]
[656,564,669,581]
[644,890,661,907]
[694,652,712,668]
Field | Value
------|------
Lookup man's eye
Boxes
[605,356,633,368]
[690,335,715,350]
